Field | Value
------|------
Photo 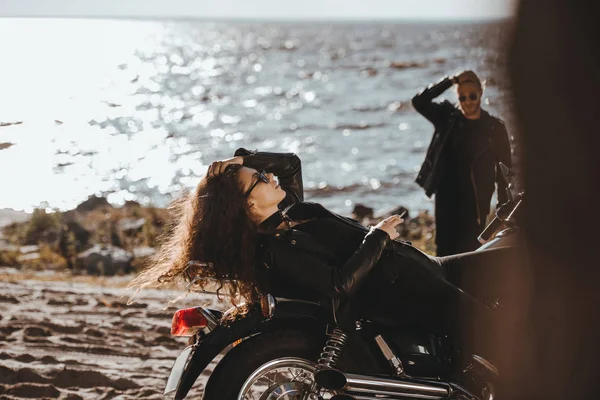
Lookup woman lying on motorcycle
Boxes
[131,148,512,360]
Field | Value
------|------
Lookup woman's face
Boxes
[457,82,483,118]
[237,166,286,212]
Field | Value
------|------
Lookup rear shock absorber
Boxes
[314,327,349,390]
[318,327,348,369]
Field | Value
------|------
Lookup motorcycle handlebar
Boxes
[478,216,504,244]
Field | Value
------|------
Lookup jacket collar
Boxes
[259,202,357,234]
[454,107,493,122]
[259,209,288,233]
[259,203,319,233]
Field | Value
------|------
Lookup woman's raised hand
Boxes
[207,156,244,177]
[374,214,404,240]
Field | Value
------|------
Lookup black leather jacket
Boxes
[234,148,391,302]
[233,148,482,333]
[412,76,512,216]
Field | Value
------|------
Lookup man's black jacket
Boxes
[412,76,512,219]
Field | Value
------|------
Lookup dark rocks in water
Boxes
[0,121,23,127]
[76,244,132,276]
[335,122,386,130]
[352,204,374,221]
[389,60,426,69]
[75,196,112,212]
[279,40,296,51]
[352,105,386,113]
[360,67,378,77]
[297,70,314,79]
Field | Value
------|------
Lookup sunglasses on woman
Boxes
[244,170,270,198]
[459,93,479,102]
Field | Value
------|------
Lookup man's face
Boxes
[457,82,482,118]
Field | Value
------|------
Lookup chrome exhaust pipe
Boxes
[342,373,450,400]
[316,368,478,399]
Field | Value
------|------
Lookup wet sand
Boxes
[0,267,222,399]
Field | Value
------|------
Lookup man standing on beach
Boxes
[412,71,512,256]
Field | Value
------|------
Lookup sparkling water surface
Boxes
[0,18,513,215]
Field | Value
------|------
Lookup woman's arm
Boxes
[411,76,455,125]
[266,227,390,299]
[234,148,303,207]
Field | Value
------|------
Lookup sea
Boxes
[0,18,514,216]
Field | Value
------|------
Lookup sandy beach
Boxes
[0,268,222,399]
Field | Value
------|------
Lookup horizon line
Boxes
[0,14,513,23]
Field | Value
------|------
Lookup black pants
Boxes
[358,246,516,362]
[435,189,486,256]
[433,247,516,361]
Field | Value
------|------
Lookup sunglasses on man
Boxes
[459,93,479,102]
[244,170,270,198]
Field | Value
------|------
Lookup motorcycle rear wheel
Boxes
[202,328,330,400]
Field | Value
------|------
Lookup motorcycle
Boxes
[163,164,522,400]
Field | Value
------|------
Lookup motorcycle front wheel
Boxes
[202,328,333,400]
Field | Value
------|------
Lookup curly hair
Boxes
[128,164,262,315]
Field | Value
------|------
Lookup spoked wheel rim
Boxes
[237,357,334,400]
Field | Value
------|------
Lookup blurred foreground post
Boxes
[502,0,600,398]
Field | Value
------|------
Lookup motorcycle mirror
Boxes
[499,162,515,203]
[499,162,513,182]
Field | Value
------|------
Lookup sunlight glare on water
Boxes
[0,19,169,211]
[0,19,513,215]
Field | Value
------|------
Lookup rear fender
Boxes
[174,300,326,399]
